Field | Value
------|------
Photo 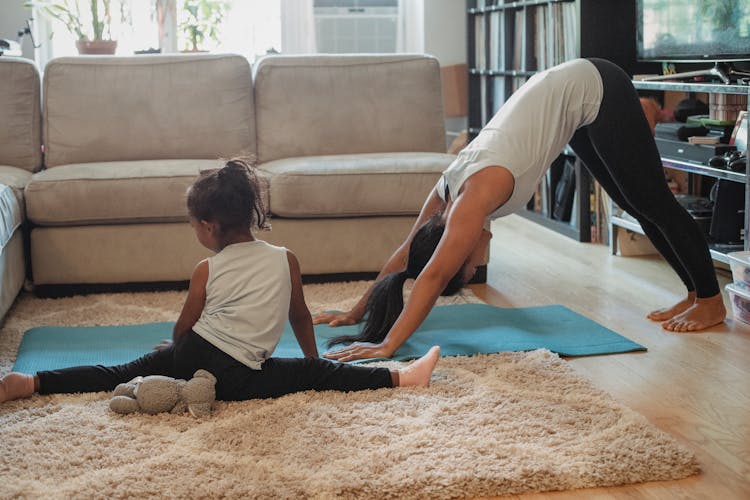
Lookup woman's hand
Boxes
[323,341,394,362]
[312,310,361,327]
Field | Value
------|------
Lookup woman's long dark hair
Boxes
[326,212,466,348]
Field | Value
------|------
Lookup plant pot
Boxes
[76,40,118,55]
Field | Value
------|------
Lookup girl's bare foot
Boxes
[648,292,696,321]
[0,372,35,403]
[398,346,440,388]
[662,294,727,332]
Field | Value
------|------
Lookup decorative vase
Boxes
[76,40,118,55]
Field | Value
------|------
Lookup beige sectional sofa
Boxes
[0,52,473,304]
[0,57,40,320]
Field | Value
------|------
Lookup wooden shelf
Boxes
[468,0,575,15]
[659,158,746,183]
[609,214,742,264]
[468,69,535,77]
[633,80,750,95]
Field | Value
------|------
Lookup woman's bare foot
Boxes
[398,346,440,388]
[648,292,696,321]
[661,293,727,332]
[0,372,35,403]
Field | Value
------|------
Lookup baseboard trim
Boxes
[303,266,486,285]
[32,281,191,298]
[31,266,487,298]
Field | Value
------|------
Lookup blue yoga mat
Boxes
[12,304,645,374]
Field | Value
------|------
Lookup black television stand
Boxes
[643,62,750,85]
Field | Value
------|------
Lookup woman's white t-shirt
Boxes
[192,240,291,370]
[437,58,604,219]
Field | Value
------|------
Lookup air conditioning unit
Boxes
[313,0,399,54]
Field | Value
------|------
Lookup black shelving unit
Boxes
[466,0,644,242]
[610,80,750,264]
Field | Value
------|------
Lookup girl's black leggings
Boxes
[37,330,393,400]
[571,58,719,298]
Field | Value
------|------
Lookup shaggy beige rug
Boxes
[0,282,698,499]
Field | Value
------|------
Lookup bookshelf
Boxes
[466,0,642,242]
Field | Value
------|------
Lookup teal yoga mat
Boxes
[12,304,645,374]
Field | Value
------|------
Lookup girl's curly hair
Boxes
[187,157,268,232]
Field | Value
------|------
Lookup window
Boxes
[31,0,417,68]
[190,1,281,60]
[33,0,281,67]
[313,0,399,54]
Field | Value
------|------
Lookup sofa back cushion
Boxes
[0,57,42,171]
[43,54,255,167]
[253,54,446,163]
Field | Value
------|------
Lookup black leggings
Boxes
[37,331,393,400]
[571,58,719,298]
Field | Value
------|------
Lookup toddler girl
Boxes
[0,159,439,404]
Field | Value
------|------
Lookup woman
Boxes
[317,58,726,363]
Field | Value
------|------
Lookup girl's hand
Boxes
[153,339,173,351]
[313,310,361,327]
[323,342,394,362]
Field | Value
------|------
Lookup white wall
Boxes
[0,0,35,59]
[422,0,467,140]
[423,0,466,66]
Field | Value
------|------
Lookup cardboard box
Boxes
[441,64,468,118]
[617,229,658,257]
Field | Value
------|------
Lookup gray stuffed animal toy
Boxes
[109,369,217,418]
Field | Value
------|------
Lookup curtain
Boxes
[397,0,423,53]
[155,0,178,53]
[281,0,316,54]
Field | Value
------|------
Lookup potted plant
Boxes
[28,0,130,55]
[178,0,229,52]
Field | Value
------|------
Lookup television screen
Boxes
[637,0,750,62]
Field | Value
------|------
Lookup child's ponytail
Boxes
[221,158,268,231]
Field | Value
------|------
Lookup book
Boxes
[688,136,721,145]
[480,77,487,125]
[489,11,502,70]
[534,5,547,70]
[492,77,505,114]
[513,9,524,70]
[730,110,748,152]
[475,15,486,70]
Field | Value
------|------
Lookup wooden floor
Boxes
[467,215,750,500]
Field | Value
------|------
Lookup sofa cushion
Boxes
[43,54,255,167]
[0,165,33,206]
[0,183,23,250]
[253,54,446,163]
[0,230,25,321]
[0,57,42,171]
[23,159,256,226]
[31,224,212,285]
[260,152,454,217]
